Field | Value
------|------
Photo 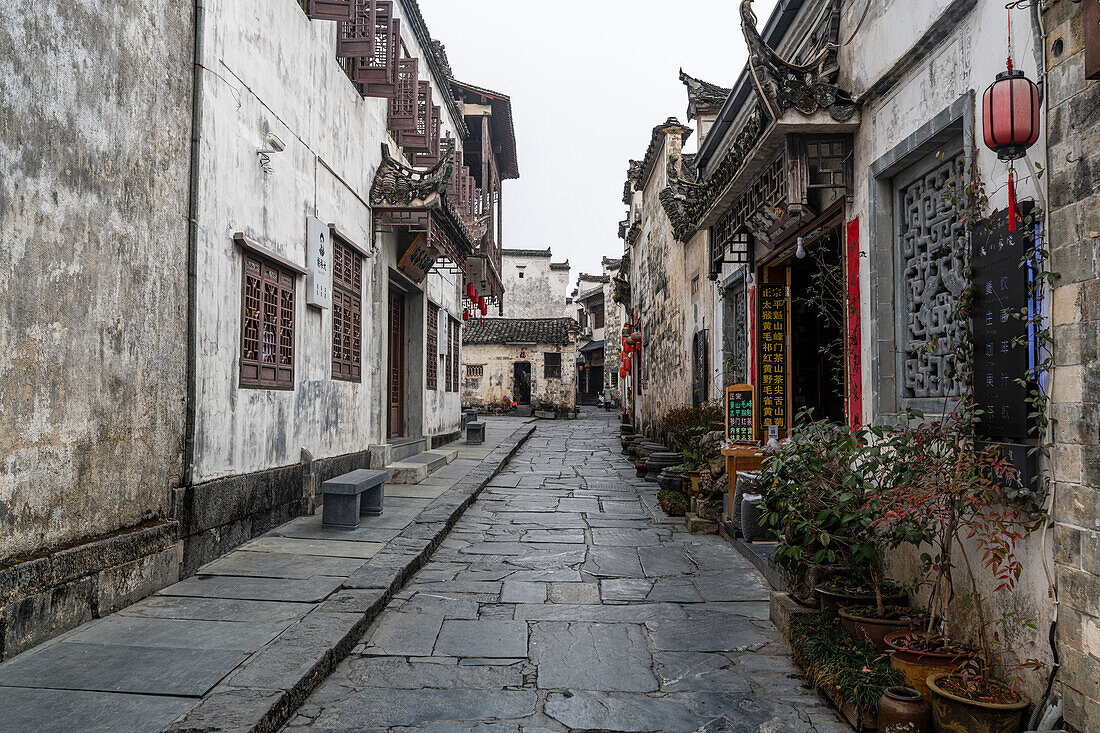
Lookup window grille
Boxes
[467,364,484,378]
[446,319,460,392]
[544,352,562,380]
[331,235,363,381]
[241,254,295,389]
[426,303,439,390]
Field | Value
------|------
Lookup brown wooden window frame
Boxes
[426,302,439,391]
[593,305,605,330]
[446,318,460,393]
[240,253,296,390]
[544,352,562,380]
[331,232,363,382]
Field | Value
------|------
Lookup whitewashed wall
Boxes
[193,0,464,481]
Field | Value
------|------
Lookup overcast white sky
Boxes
[418,0,779,279]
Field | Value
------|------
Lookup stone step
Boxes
[386,448,459,485]
[684,512,719,535]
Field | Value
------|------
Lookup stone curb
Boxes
[161,422,537,733]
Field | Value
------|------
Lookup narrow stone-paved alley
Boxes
[284,410,846,732]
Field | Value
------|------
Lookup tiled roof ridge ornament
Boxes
[370,138,456,207]
[679,69,731,121]
[740,0,855,123]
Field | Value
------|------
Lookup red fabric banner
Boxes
[846,218,863,430]
[749,284,757,389]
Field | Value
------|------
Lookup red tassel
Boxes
[1007,168,1019,232]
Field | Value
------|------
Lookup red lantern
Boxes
[619,367,627,380]
[462,309,470,322]
[466,283,477,300]
[983,69,1040,161]
[479,296,488,317]
[622,355,632,372]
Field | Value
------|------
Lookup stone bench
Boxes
[321,469,387,529]
[466,421,485,445]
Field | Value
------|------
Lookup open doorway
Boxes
[513,362,532,405]
[790,226,846,424]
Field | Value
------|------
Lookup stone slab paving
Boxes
[0,417,535,733]
[283,409,848,733]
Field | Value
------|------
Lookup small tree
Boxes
[870,401,1046,696]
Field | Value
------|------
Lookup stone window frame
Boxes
[466,364,484,378]
[867,93,973,421]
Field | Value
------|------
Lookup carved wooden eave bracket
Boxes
[370,138,475,255]
[740,0,855,123]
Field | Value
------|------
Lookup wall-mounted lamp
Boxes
[258,132,286,174]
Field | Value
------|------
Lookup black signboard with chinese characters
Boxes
[759,284,788,436]
[972,202,1035,441]
[726,384,756,443]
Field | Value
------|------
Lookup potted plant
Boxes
[657,489,688,517]
[871,405,1045,725]
[760,414,905,612]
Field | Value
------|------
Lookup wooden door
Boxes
[513,363,531,405]
[388,289,405,438]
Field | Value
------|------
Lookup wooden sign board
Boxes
[725,384,756,443]
[972,203,1034,441]
[397,233,439,283]
[758,284,788,435]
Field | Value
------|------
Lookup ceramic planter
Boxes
[838,607,920,653]
[646,452,681,481]
[878,686,931,733]
[926,673,1028,733]
[884,632,975,703]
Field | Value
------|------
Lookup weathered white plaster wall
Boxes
[462,342,577,411]
[0,0,193,560]
[192,0,463,481]
[497,251,572,319]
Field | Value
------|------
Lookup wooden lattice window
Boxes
[445,319,460,392]
[544,352,562,380]
[426,302,439,391]
[466,364,484,378]
[299,0,352,21]
[389,57,420,132]
[413,107,442,166]
[241,254,295,389]
[592,305,605,330]
[332,235,363,381]
[398,82,433,152]
[338,0,399,97]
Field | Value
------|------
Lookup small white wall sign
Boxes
[306,216,332,309]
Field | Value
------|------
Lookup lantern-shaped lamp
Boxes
[983,69,1040,161]
[462,309,470,322]
[622,355,632,372]
[466,282,477,300]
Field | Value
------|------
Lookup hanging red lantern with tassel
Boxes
[478,296,488,317]
[466,283,477,300]
[982,7,1040,231]
[622,355,632,373]
[462,309,470,322]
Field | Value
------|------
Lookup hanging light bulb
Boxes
[795,236,807,259]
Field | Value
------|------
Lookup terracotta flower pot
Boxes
[884,631,975,704]
[815,585,907,615]
[838,607,921,653]
[878,686,931,733]
[926,673,1028,733]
